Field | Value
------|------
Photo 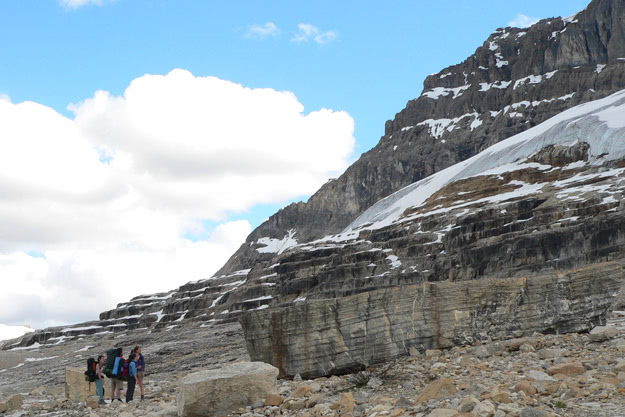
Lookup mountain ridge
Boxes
[216,0,625,276]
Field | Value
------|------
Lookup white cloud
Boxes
[0,69,355,329]
[245,22,280,39]
[292,23,337,45]
[59,0,111,8]
[508,14,540,28]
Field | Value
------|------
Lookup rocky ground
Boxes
[2,314,625,416]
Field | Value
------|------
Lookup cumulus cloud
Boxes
[245,22,280,39]
[292,24,337,44]
[508,14,540,28]
[0,69,355,329]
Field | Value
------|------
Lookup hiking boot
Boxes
[99,400,105,405]
[141,395,144,401]
[117,398,123,402]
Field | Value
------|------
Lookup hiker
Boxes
[134,345,146,400]
[126,353,138,402]
[111,348,124,402]
[96,355,106,404]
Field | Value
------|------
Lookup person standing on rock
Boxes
[95,355,106,405]
[111,348,124,402]
[125,352,138,402]
[134,345,146,401]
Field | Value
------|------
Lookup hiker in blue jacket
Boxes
[126,353,138,402]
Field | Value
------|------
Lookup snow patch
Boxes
[422,85,471,100]
[74,346,93,352]
[479,80,511,91]
[418,112,481,139]
[61,326,102,333]
[257,229,298,255]
[25,356,57,362]
[10,343,41,351]
[338,90,625,234]
[386,255,402,269]
[0,324,34,342]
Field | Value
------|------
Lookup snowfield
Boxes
[0,324,34,342]
[336,89,625,236]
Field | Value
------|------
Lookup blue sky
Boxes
[0,0,592,331]
[3,0,588,154]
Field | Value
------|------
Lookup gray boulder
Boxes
[177,361,279,417]
[589,326,618,342]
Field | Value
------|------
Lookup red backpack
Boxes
[118,358,130,381]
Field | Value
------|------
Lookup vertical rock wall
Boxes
[241,262,625,378]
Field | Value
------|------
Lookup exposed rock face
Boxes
[177,361,278,417]
[217,0,625,276]
[65,367,100,402]
[235,90,625,377]
[240,262,625,378]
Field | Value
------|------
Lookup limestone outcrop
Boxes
[0,394,22,413]
[65,367,102,402]
[240,262,625,378]
[177,361,279,417]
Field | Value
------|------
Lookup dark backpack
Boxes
[84,357,97,382]
[118,359,130,381]
[103,348,118,378]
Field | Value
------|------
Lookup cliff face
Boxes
[217,0,625,275]
[241,263,625,378]
[236,89,625,376]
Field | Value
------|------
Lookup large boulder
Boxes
[177,361,279,417]
[0,394,23,413]
[589,326,618,342]
[416,378,457,404]
[65,367,100,402]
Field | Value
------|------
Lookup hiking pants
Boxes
[126,378,136,402]
[95,378,104,401]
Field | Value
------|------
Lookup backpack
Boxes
[104,348,119,378]
[84,357,97,382]
[118,359,130,381]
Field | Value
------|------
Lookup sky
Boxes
[0,0,591,333]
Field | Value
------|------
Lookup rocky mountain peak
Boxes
[217,0,625,277]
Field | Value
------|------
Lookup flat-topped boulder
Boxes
[65,367,104,402]
[177,361,279,417]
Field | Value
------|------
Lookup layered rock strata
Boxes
[240,262,625,378]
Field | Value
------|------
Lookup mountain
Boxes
[241,89,625,377]
[216,0,625,276]
[4,0,625,368]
